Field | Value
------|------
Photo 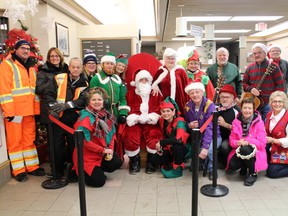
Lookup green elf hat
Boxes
[101,52,116,64]
[160,97,181,116]
[187,49,199,62]
[116,54,128,65]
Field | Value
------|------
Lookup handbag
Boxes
[270,144,288,164]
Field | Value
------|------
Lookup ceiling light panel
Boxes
[230,16,283,21]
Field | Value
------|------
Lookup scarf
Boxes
[241,114,253,137]
[86,105,116,138]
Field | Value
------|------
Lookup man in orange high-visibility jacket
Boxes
[0,40,45,182]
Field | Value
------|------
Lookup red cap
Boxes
[219,84,237,99]
[187,50,199,62]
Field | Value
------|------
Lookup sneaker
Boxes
[244,173,257,186]
[15,172,28,182]
[28,167,45,176]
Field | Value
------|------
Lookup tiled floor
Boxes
[1,156,288,216]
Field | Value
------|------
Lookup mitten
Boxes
[118,115,127,124]
[51,103,70,113]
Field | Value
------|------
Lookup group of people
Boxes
[0,38,288,188]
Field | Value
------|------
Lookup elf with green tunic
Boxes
[90,53,130,123]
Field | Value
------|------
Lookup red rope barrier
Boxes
[48,114,75,134]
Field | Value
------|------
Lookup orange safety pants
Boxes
[4,115,40,176]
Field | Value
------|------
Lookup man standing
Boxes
[0,39,45,182]
[243,43,284,121]
[45,57,89,181]
[90,53,130,123]
[268,44,288,93]
[206,47,242,102]
[123,69,163,174]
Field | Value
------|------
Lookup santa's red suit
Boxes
[123,70,163,157]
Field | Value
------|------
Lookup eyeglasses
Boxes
[19,47,30,52]
[252,51,264,56]
[50,55,60,58]
[86,62,96,65]
[272,100,284,104]
[269,49,281,53]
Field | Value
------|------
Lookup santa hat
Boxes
[268,44,282,52]
[184,80,205,94]
[15,39,31,50]
[83,50,97,64]
[101,52,116,64]
[163,48,177,58]
[187,50,199,62]
[116,54,128,65]
[252,43,268,54]
[219,84,237,99]
[160,97,180,116]
[130,69,153,87]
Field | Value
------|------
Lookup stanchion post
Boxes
[212,111,218,187]
[75,130,87,216]
[200,111,229,197]
[191,129,201,216]
[42,116,68,189]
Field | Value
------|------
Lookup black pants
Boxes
[85,152,122,187]
[158,144,188,167]
[52,122,75,175]
[228,145,255,174]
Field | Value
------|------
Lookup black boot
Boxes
[145,153,156,174]
[129,154,140,175]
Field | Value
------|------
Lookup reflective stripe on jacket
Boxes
[0,58,40,116]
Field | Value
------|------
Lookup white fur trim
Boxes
[252,43,268,53]
[139,94,149,114]
[151,66,168,89]
[135,70,152,83]
[130,81,136,86]
[126,114,139,127]
[146,146,157,154]
[96,73,122,85]
[163,48,177,58]
[101,55,116,64]
[147,112,160,125]
[268,44,282,52]
[125,148,140,157]
[118,105,130,112]
[170,67,176,100]
[185,82,205,94]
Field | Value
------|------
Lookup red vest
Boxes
[265,110,288,164]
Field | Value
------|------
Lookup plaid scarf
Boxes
[86,105,116,138]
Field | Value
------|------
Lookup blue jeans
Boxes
[259,103,271,122]
[201,137,222,172]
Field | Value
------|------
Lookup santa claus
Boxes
[123,69,163,174]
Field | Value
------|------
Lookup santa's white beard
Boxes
[135,83,152,97]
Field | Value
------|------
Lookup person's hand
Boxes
[5,116,14,122]
[152,85,160,96]
[251,88,260,96]
[155,141,161,151]
[118,115,127,124]
[50,110,59,119]
[188,120,199,129]
[104,148,113,155]
[217,116,226,127]
[237,138,249,146]
[51,103,69,113]
[199,148,208,159]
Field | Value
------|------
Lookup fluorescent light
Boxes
[185,16,232,22]
[230,16,283,21]
[172,37,232,41]
[214,29,251,33]
[250,21,288,37]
